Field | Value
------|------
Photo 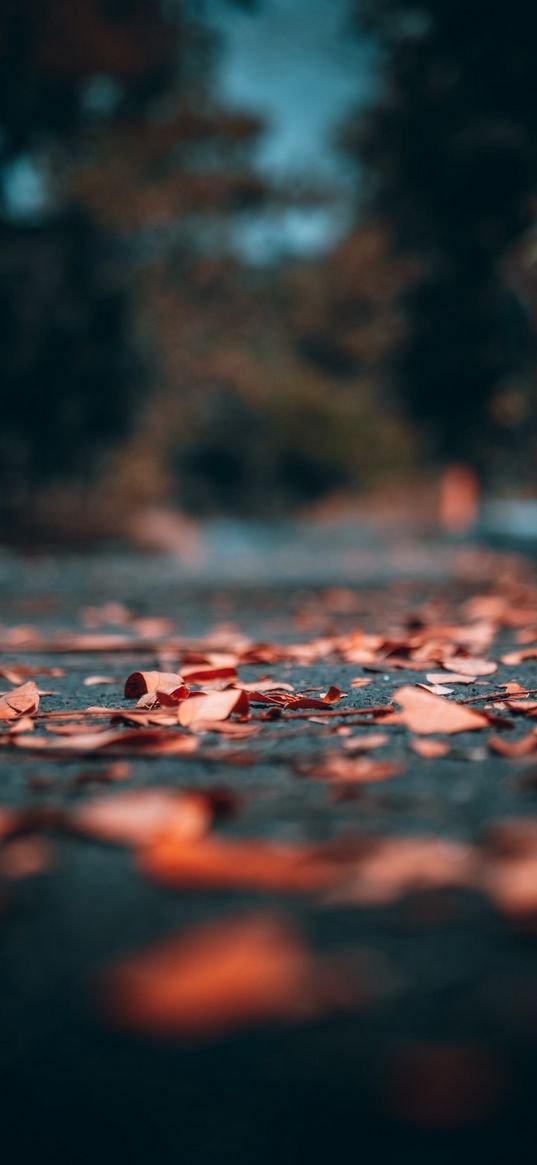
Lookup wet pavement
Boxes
[1,528,537,1164]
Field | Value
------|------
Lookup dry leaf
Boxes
[178,689,250,727]
[385,686,491,735]
[410,738,450,758]
[0,837,53,880]
[139,833,341,893]
[124,671,189,700]
[14,728,199,756]
[181,664,238,683]
[0,680,39,721]
[501,646,537,665]
[71,789,213,846]
[342,733,389,752]
[329,837,476,905]
[488,733,537,758]
[298,755,402,784]
[441,658,497,676]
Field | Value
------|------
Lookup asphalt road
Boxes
[1,529,537,1164]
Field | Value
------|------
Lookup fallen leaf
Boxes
[139,833,342,893]
[100,912,353,1040]
[410,738,450,758]
[8,716,35,735]
[502,646,537,665]
[329,836,476,905]
[505,698,537,714]
[441,658,497,676]
[385,686,492,734]
[0,837,53,880]
[342,733,389,752]
[180,720,258,738]
[181,664,238,683]
[417,683,455,696]
[0,680,39,721]
[71,789,213,846]
[14,728,199,756]
[178,689,250,727]
[297,755,402,784]
[488,733,537,758]
[124,671,189,700]
[287,685,345,710]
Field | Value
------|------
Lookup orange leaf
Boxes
[71,789,212,846]
[139,834,341,893]
[385,686,491,734]
[329,836,476,906]
[0,680,39,720]
[410,738,450,758]
[298,755,402,784]
[501,646,537,665]
[124,671,189,700]
[181,665,238,683]
[178,689,250,727]
[488,732,537,757]
[441,658,497,676]
[14,728,199,756]
[100,912,353,1040]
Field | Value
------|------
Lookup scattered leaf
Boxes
[124,671,189,700]
[410,738,450,758]
[178,689,250,727]
[385,686,492,734]
[0,680,39,721]
[71,789,213,846]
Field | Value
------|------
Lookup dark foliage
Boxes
[353,0,537,469]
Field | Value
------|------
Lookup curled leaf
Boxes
[124,672,189,700]
[0,680,39,721]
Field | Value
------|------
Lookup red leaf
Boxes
[124,671,189,700]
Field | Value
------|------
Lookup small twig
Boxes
[457,687,537,705]
[250,704,393,722]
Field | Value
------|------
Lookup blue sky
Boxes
[3,0,377,262]
[205,0,376,185]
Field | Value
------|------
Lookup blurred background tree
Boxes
[3,0,537,541]
[0,0,270,535]
[350,0,537,485]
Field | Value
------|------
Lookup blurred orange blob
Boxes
[101,913,352,1040]
[71,789,213,847]
[139,833,341,893]
[439,464,480,533]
